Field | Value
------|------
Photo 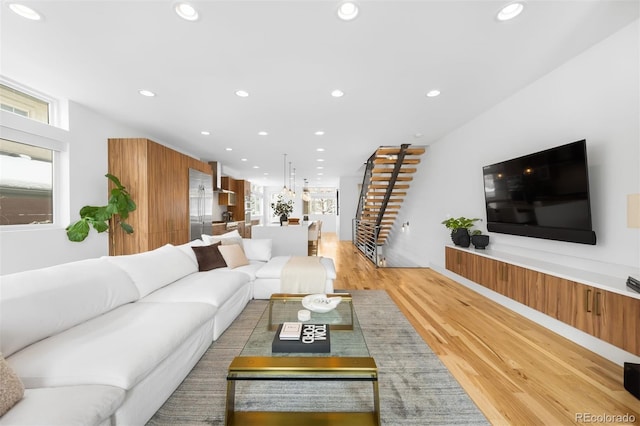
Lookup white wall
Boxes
[383,20,639,365]
[0,101,185,275]
[338,175,361,241]
[387,20,639,276]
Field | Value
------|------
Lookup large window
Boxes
[0,139,53,225]
[0,81,64,227]
[304,187,337,215]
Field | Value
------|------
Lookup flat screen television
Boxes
[482,139,596,245]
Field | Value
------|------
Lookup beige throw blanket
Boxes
[281,256,327,293]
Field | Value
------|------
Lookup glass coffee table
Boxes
[225,293,380,425]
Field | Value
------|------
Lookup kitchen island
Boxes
[251,222,314,256]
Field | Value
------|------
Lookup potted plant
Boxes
[441,216,480,248]
[66,174,136,242]
[271,194,293,226]
[470,230,490,249]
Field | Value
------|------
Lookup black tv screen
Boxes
[482,139,596,245]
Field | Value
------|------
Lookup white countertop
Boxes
[448,245,640,300]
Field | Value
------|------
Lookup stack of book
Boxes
[272,322,331,353]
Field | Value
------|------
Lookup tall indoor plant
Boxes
[66,173,136,242]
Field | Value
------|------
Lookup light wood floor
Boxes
[317,232,639,425]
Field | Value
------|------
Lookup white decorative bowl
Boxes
[301,294,342,313]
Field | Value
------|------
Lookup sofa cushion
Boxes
[220,261,265,281]
[7,302,215,390]
[256,256,337,280]
[202,229,243,247]
[192,242,227,271]
[0,354,24,416]
[104,244,197,298]
[140,269,249,308]
[218,244,249,269]
[0,385,125,426]
[0,258,139,357]
[175,239,206,267]
[242,238,272,262]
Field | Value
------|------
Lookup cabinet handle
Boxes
[594,292,601,316]
[585,289,592,312]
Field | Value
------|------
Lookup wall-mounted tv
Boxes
[482,139,596,245]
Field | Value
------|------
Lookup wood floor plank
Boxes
[317,233,640,425]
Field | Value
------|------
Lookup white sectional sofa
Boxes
[0,236,336,426]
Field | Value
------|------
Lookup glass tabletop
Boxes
[240,293,370,358]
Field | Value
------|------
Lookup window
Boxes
[249,183,263,218]
[0,83,49,124]
[0,138,54,225]
[304,187,337,215]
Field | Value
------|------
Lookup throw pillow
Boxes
[0,354,24,416]
[242,238,272,262]
[217,244,250,269]
[191,242,227,271]
[201,230,244,248]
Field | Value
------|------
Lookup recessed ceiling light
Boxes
[317,159,325,162]
[317,173,324,176]
[139,89,156,97]
[258,131,268,136]
[235,90,249,97]
[497,2,524,21]
[241,158,248,162]
[331,89,344,98]
[175,3,199,21]
[225,147,233,151]
[317,166,324,170]
[337,2,359,21]
[414,133,423,138]
[201,131,210,135]
[426,89,441,97]
[253,166,259,169]
[9,3,41,20]
[316,148,325,152]
[314,131,325,136]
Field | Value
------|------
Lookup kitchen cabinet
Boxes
[218,177,237,206]
[108,138,211,255]
[445,246,640,355]
[228,179,251,222]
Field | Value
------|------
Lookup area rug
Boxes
[147,290,488,425]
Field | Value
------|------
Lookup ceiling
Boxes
[1,1,638,188]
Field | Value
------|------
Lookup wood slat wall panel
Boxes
[108,137,212,255]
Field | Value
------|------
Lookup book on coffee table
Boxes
[272,323,331,353]
[279,322,302,340]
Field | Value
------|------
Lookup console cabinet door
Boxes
[445,247,474,278]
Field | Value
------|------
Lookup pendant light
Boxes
[281,154,288,195]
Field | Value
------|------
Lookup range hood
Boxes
[208,161,222,191]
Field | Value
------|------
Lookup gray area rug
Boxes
[147,290,488,425]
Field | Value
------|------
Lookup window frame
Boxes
[0,112,69,231]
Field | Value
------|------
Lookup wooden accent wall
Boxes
[108,138,212,255]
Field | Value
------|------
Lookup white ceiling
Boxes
[1,1,638,188]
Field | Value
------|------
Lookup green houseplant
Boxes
[66,173,136,242]
[441,216,480,248]
[271,194,293,226]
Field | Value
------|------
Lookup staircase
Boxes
[353,144,426,266]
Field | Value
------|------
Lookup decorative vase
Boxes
[280,214,288,226]
[451,229,470,247]
[471,234,490,249]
